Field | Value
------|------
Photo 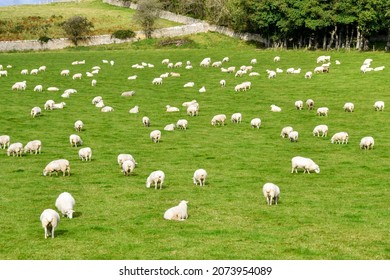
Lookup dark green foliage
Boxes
[61,16,94,46]
[38,36,52,44]
[111,29,136,40]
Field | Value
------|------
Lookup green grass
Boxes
[0,33,390,260]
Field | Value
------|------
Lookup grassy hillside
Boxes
[0,34,389,260]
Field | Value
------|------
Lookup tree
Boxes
[133,0,162,39]
[61,16,93,46]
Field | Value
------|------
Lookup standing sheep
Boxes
[291,156,320,174]
[7,142,23,157]
[164,200,188,221]
[69,134,83,147]
[176,119,188,130]
[31,107,42,118]
[288,131,299,142]
[150,130,161,143]
[262,183,280,206]
[43,159,70,176]
[121,159,136,176]
[24,140,42,154]
[78,147,92,161]
[142,116,150,127]
[280,126,293,138]
[317,107,329,116]
[306,99,315,110]
[74,120,84,132]
[374,101,384,111]
[331,132,349,144]
[295,100,304,110]
[231,113,242,123]
[55,192,76,219]
[193,169,207,186]
[211,114,227,126]
[313,125,328,137]
[343,102,354,112]
[0,135,10,149]
[251,118,261,129]
[146,170,165,190]
[40,209,60,239]
[117,154,137,167]
[360,136,374,150]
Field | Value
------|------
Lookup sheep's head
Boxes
[66,210,74,219]
[314,166,320,174]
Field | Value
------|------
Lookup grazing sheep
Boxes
[186,104,199,116]
[306,99,315,110]
[150,130,161,143]
[193,169,207,186]
[231,113,242,123]
[331,132,349,144]
[12,81,27,90]
[39,65,46,72]
[91,79,97,86]
[44,100,55,110]
[176,119,188,130]
[78,147,92,161]
[117,154,137,167]
[7,142,23,157]
[43,159,70,176]
[33,85,43,92]
[24,140,41,154]
[142,116,150,127]
[374,101,384,111]
[164,124,175,131]
[101,106,114,112]
[146,170,165,189]
[222,57,229,62]
[30,106,42,118]
[317,107,329,116]
[313,125,328,137]
[30,69,39,75]
[121,159,136,176]
[0,135,10,149]
[360,136,374,150]
[200,57,211,67]
[74,120,84,132]
[291,156,320,174]
[280,126,293,138]
[262,183,280,206]
[40,209,60,239]
[267,70,276,79]
[72,73,82,80]
[343,102,354,112]
[162,58,169,64]
[166,105,180,112]
[152,77,163,85]
[60,69,70,76]
[211,114,227,126]
[271,105,282,112]
[21,69,28,75]
[69,134,83,147]
[250,118,261,129]
[183,82,195,88]
[274,56,280,62]
[295,100,304,110]
[129,106,139,114]
[92,96,102,105]
[55,192,75,219]
[314,66,324,73]
[305,71,313,79]
[220,79,226,87]
[164,200,188,221]
[250,58,257,64]
[288,131,299,142]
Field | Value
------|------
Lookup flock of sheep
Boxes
[0,52,385,239]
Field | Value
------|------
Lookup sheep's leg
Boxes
[44,227,48,239]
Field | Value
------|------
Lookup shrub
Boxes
[61,16,93,46]
[111,29,136,40]
[38,36,52,44]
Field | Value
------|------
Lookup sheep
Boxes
[211,114,227,126]
[92,96,103,105]
[360,136,375,150]
[250,118,261,129]
[150,130,161,143]
[74,120,84,132]
[12,81,26,90]
[52,102,66,109]
[7,142,23,157]
[374,66,385,71]
[47,87,60,92]
[343,102,354,112]
[86,71,93,77]
[295,100,304,110]
[72,73,82,80]
[152,77,163,85]
[43,159,70,176]
[222,56,229,62]
[128,75,137,80]
[276,68,283,73]
[231,113,242,123]
[146,170,165,189]
[63,88,77,95]
[0,70,7,76]
[200,57,211,67]
[121,159,136,176]
[78,147,92,161]
[174,61,183,68]
[69,134,83,147]
[129,105,139,114]
[212,61,222,67]
[293,68,301,74]
[164,200,188,220]
[335,60,341,65]
[167,62,174,68]
[30,69,39,75]
[44,100,55,110]
[166,105,180,112]
[374,101,385,111]
[0,135,10,149]
[314,66,324,73]
[317,55,330,63]
[176,119,188,130]
[187,104,199,116]
[220,79,226,87]
[33,85,43,92]
[198,86,206,93]
[91,79,97,87]
[24,140,41,154]
[142,116,150,127]
[262,183,280,206]
[60,69,70,76]
[306,99,315,110]
[39,65,46,72]
[271,105,282,112]
[267,70,276,79]
[121,91,135,97]
[21,69,28,75]
[182,99,198,107]
[288,131,299,142]
[313,125,328,137]
[317,107,329,116]
[170,72,181,77]
[162,58,170,64]
[55,192,75,219]
[305,71,313,79]
[95,100,105,108]
[40,209,60,239]
[274,56,280,62]
[184,82,195,87]
[291,156,320,174]
[164,124,175,131]
[227,66,236,73]
[280,126,293,138]
[363,58,373,66]
[249,72,260,77]
[101,106,114,112]
[193,169,207,186]
[286,67,295,74]
[331,132,349,144]
[30,106,42,118]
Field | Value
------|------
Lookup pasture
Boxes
[0,36,390,259]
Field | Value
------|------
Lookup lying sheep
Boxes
[360,136,374,150]
[7,142,23,157]
[183,82,195,88]
[193,169,207,186]
[313,125,328,137]
[95,100,105,108]
[176,119,188,130]
[331,132,349,144]
[121,91,135,97]
[280,126,293,138]
[24,140,41,154]
[31,106,42,118]
[262,183,280,206]
[291,156,320,174]
[164,124,175,131]
[47,87,60,92]
[288,131,299,142]
[251,118,261,129]
[78,147,92,161]
[0,135,10,149]
[74,120,84,132]
[92,96,102,105]
[52,102,66,109]
[164,200,188,221]
[270,104,282,112]
[295,100,304,110]
[146,170,165,189]
[182,99,198,107]
[166,105,180,112]
[43,159,70,176]
[101,106,113,112]
[129,105,139,114]
[198,86,206,93]
[142,116,150,127]
[374,101,384,111]
[40,209,60,239]
[150,130,161,143]
[317,107,329,116]
[211,114,227,126]
[231,113,242,123]
[55,192,75,219]
[69,134,83,147]
[343,102,354,112]
[121,159,136,176]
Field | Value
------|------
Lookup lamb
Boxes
[249,71,260,77]
[211,114,227,126]
[187,104,199,116]
[174,61,183,68]
[164,200,188,220]
[193,169,207,186]
[40,209,60,239]
[198,86,206,93]
[267,70,276,79]
[24,140,41,154]
[164,124,175,131]
[176,119,188,130]
[280,126,293,138]
[150,130,161,143]
[7,142,23,157]
[250,118,261,129]
[291,156,320,174]
[0,135,10,149]
[222,56,229,63]
[343,102,354,112]
[276,68,283,73]
[162,58,170,65]
[129,106,139,114]
[33,85,43,92]
[72,73,82,79]
[305,71,313,79]
[47,87,60,92]
[262,183,280,206]
[170,72,181,77]
[288,131,299,142]
[184,82,195,88]
[52,102,66,109]
[212,61,222,67]
[295,100,304,110]
[121,91,135,97]
[166,105,180,112]
[374,101,384,111]
[360,136,374,150]
[12,81,26,90]
[55,192,75,219]
[21,69,28,75]
[78,147,92,161]
[0,70,7,76]
[231,113,242,123]
[220,79,226,87]
[306,99,315,110]
[271,105,282,112]
[69,134,83,147]
[274,56,280,62]
[374,66,385,71]
[30,106,42,118]
[313,125,328,137]
[60,69,70,76]
[146,170,165,189]
[44,100,55,110]
[314,66,324,73]
[43,159,70,176]
[250,58,257,64]
[92,96,102,105]
[38,65,46,72]
[30,68,39,75]
[121,159,136,176]
[317,107,329,116]
[74,120,84,132]
[142,116,150,127]
[331,132,349,144]
[152,77,163,85]
[91,79,97,86]
[101,106,114,112]
[182,99,198,107]
[160,72,169,78]
[117,154,137,167]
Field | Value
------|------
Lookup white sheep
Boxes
[250,118,261,129]
[220,79,226,87]
[374,101,384,111]
[30,106,42,118]
[91,79,97,86]
[360,136,374,150]
[142,116,150,127]
[186,104,199,116]
[92,96,102,105]
[276,68,283,73]
[317,107,329,116]
[152,77,163,85]
[271,105,282,112]
[121,159,136,176]
[72,73,82,80]
[280,126,293,138]
[274,56,280,62]
[374,66,385,71]
[44,100,55,110]
[313,125,328,137]
[166,105,180,112]
[231,113,242,123]
[128,75,137,80]
[162,58,169,64]
[39,65,46,72]
[184,82,195,88]
[24,140,41,154]
[343,102,354,112]
[33,85,43,92]
[7,142,23,157]
[198,86,206,93]
[60,69,70,76]
[211,114,227,126]
[314,66,324,73]
[250,58,257,64]
[12,81,26,90]
[55,192,75,219]
[288,131,299,142]
[222,56,229,62]
[95,100,105,108]
[0,135,10,149]
[306,99,315,110]
[74,120,84,132]
[305,71,313,79]
[176,119,188,130]
[47,87,59,92]
[21,69,28,75]
[121,91,135,97]
[193,169,207,186]
[164,200,188,220]
[160,72,169,78]
[174,61,183,68]
[291,156,320,174]
[164,124,175,131]
[262,183,280,206]
[331,132,349,144]
[129,106,139,114]
[52,102,66,109]
[170,72,181,77]
[150,130,161,143]
[268,70,276,79]
[101,106,114,112]
[43,159,70,176]
[117,154,137,167]
[40,209,60,239]
[69,134,83,147]
[30,68,39,75]
[200,57,211,67]
[295,100,304,110]
[182,100,198,107]
[146,170,165,189]
[78,147,92,161]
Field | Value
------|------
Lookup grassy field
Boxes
[0,33,390,260]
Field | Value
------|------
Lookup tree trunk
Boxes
[387,27,390,50]
[322,32,327,50]
[328,25,337,50]
[356,26,362,50]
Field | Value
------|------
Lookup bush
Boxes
[38,36,52,44]
[111,29,136,40]
[61,16,93,46]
